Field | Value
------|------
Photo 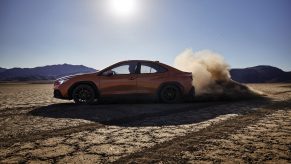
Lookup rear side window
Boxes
[140,65,157,73]
[140,62,167,74]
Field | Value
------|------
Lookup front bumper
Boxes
[54,90,69,100]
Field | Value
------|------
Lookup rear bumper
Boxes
[183,86,195,101]
[188,86,195,97]
[54,90,69,100]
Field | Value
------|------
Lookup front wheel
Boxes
[72,84,96,104]
[159,85,181,103]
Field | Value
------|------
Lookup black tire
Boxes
[72,84,96,104]
[159,85,181,103]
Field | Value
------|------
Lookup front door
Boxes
[99,62,138,96]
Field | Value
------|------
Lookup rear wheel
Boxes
[72,84,96,104]
[159,85,181,103]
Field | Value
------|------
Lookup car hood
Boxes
[56,72,98,81]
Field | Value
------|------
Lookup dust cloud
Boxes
[174,49,264,99]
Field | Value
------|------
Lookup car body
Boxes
[54,60,194,104]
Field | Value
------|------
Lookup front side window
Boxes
[110,62,137,75]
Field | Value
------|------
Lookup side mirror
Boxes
[103,70,114,76]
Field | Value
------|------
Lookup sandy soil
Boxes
[0,84,67,110]
[0,83,290,163]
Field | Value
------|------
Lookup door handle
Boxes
[129,77,136,80]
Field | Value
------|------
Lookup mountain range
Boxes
[0,67,7,73]
[0,64,290,83]
[0,64,96,81]
[230,65,291,83]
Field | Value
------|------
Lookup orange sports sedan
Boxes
[54,60,195,104]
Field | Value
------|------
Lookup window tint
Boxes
[140,65,157,73]
[110,63,137,75]
[140,62,167,74]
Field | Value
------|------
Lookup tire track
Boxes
[0,100,266,147]
[102,101,227,126]
[0,107,36,117]
[114,109,271,163]
[0,102,228,147]
[114,100,290,163]
[0,123,104,147]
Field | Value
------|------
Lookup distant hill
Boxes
[0,67,7,73]
[0,64,96,81]
[230,65,291,83]
[0,64,290,83]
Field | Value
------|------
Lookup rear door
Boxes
[136,62,168,95]
[99,61,138,96]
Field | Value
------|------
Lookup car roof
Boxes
[98,59,183,74]
[118,60,159,63]
[116,60,182,72]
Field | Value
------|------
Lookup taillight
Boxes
[187,72,193,80]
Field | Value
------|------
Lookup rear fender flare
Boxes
[156,82,184,98]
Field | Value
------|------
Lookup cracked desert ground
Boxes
[0,83,290,163]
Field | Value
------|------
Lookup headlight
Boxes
[59,79,68,85]
[54,78,69,86]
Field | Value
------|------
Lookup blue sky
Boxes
[0,0,291,71]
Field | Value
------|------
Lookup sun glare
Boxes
[108,0,138,19]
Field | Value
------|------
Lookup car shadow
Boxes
[29,97,271,127]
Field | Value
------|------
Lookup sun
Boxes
[108,0,138,19]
